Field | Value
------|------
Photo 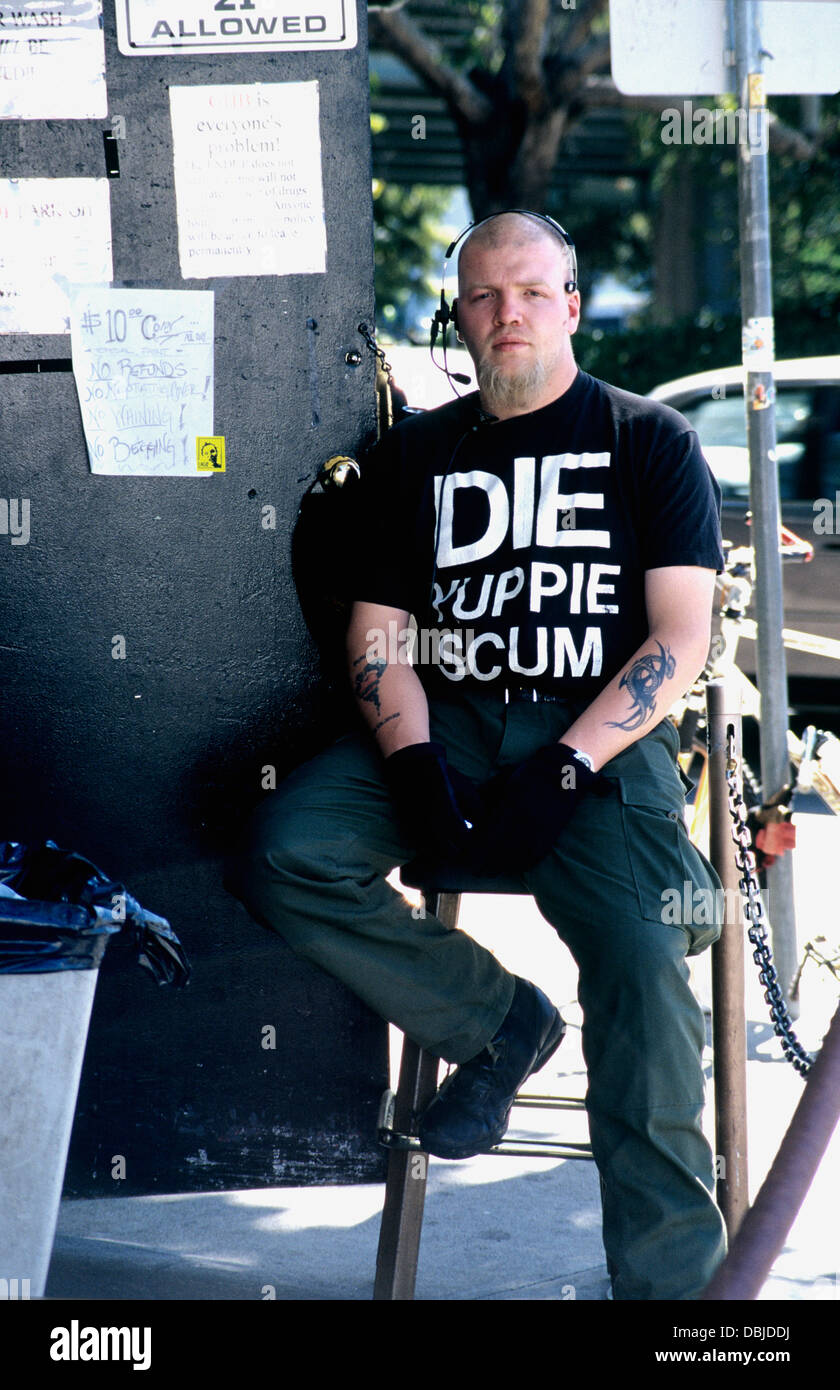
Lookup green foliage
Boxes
[372,181,452,337]
[573,95,840,395]
[575,296,840,398]
[770,97,840,302]
[369,5,840,353]
[464,0,504,71]
[622,96,840,309]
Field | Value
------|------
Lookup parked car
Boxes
[649,357,840,728]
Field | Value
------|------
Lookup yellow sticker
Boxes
[197,436,225,473]
[748,73,766,107]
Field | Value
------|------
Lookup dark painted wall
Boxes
[0,0,389,1193]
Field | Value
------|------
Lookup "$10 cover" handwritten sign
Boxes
[70,287,215,476]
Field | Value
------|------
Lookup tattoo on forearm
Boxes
[607,640,676,732]
[374,713,400,733]
[352,653,388,715]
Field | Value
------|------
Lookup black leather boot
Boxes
[418,977,566,1160]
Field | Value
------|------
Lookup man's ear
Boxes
[566,290,582,337]
[452,297,465,342]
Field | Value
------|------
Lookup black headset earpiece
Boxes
[430,289,470,385]
[430,288,451,346]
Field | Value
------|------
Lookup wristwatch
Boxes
[568,747,595,773]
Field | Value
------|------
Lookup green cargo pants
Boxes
[227,687,727,1300]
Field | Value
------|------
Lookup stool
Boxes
[373,868,594,1302]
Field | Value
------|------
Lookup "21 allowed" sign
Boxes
[116,0,358,53]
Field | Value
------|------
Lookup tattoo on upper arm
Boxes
[607,640,676,732]
[352,653,388,716]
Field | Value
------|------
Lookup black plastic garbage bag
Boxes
[0,840,191,985]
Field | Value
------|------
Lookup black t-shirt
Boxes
[352,368,724,700]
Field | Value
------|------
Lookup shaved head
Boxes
[458,212,573,286]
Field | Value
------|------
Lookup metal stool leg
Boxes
[373,891,459,1301]
[373,889,596,1296]
[373,1037,439,1300]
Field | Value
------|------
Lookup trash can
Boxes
[0,841,190,1299]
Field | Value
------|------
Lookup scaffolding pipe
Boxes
[702,1000,840,1299]
[706,679,750,1236]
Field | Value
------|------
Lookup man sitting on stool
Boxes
[227,211,727,1301]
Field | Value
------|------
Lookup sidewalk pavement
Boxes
[45,813,838,1302]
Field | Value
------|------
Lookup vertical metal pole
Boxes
[733,0,799,1008]
[706,680,750,1237]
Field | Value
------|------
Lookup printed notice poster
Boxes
[70,287,215,476]
[0,0,107,120]
[0,179,113,334]
[169,81,327,279]
[117,0,357,54]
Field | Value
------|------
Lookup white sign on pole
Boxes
[0,0,106,121]
[610,0,840,95]
[169,82,327,279]
[116,0,357,54]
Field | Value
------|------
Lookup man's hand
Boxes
[753,817,797,870]
[385,741,485,859]
[466,743,601,875]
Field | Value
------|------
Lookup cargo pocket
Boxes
[615,774,723,956]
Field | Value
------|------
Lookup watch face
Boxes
[573,750,594,772]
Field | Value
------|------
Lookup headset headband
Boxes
[444,209,578,293]
[429,208,578,395]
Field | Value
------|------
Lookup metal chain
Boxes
[725,727,814,1076]
[357,321,393,381]
[358,321,395,436]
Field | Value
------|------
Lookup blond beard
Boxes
[476,354,552,413]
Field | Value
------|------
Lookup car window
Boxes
[678,388,816,502]
[818,388,840,496]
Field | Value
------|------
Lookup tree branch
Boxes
[576,35,611,82]
[368,9,492,127]
[564,0,610,54]
[578,76,680,115]
[766,110,818,160]
[511,0,550,113]
[581,76,817,158]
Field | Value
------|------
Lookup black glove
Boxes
[384,741,484,859]
[466,742,601,875]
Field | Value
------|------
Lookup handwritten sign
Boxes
[0,0,106,120]
[169,81,326,278]
[0,178,112,334]
[70,287,215,476]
